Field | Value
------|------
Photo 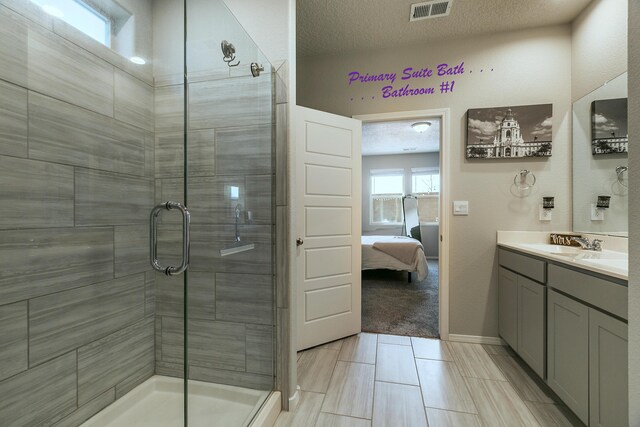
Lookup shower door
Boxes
[153,1,276,425]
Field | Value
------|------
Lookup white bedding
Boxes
[361,235,428,281]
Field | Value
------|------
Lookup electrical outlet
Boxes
[591,203,605,221]
[539,205,552,221]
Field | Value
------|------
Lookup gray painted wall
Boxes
[0,1,155,425]
[362,153,440,257]
[627,0,639,424]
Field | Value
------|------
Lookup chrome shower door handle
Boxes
[150,201,191,276]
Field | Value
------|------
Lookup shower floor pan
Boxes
[82,375,270,426]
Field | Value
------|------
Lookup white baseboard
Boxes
[447,334,506,346]
[288,386,301,411]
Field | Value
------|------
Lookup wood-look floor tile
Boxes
[298,348,340,393]
[448,342,507,381]
[316,413,371,427]
[274,391,324,427]
[491,355,554,403]
[317,339,345,351]
[322,361,375,419]
[338,333,377,364]
[482,344,514,356]
[412,337,453,361]
[415,359,477,414]
[425,408,482,427]
[372,382,427,427]
[524,401,583,427]
[464,377,540,427]
[375,343,419,385]
[378,334,411,346]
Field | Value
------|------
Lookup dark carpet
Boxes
[361,259,439,338]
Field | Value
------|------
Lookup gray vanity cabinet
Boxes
[498,266,518,350]
[547,289,589,424]
[518,276,546,378]
[589,308,628,427]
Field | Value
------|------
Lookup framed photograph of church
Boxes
[466,103,553,159]
[591,98,628,155]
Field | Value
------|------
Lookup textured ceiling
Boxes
[362,119,440,156]
[297,0,592,57]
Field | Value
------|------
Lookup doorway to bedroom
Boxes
[355,109,449,339]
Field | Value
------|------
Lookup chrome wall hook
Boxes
[221,40,240,67]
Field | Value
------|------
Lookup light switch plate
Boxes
[453,201,469,216]
[539,205,552,221]
[591,203,605,221]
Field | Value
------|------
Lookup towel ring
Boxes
[514,170,536,190]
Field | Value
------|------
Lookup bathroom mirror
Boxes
[572,72,628,236]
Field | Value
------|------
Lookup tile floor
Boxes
[274,333,583,427]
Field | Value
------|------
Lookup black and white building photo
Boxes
[591,98,628,155]
[466,104,553,159]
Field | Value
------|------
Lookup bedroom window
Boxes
[412,169,440,224]
[370,170,404,225]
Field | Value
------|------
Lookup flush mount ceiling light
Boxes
[411,121,432,133]
[42,4,64,18]
[130,56,146,65]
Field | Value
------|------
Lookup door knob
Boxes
[296,238,304,246]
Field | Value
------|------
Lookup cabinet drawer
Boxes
[547,264,627,320]
[498,248,546,283]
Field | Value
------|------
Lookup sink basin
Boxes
[518,243,583,254]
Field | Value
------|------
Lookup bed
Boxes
[361,235,428,281]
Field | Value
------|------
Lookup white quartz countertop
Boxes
[497,231,628,281]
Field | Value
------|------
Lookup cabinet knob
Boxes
[296,238,304,246]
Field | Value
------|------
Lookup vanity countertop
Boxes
[497,231,628,281]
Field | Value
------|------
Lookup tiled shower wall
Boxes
[153,65,276,390]
[0,2,155,425]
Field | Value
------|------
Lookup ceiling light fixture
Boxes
[42,4,64,18]
[411,121,432,133]
[130,56,146,65]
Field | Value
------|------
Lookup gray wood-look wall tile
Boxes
[216,124,273,175]
[29,273,145,366]
[276,206,289,309]
[155,130,216,178]
[145,132,155,178]
[28,92,146,176]
[0,352,76,426]
[115,225,150,277]
[190,224,273,274]
[0,301,28,381]
[114,69,154,132]
[275,65,288,105]
[161,316,246,372]
[52,388,115,427]
[27,27,114,117]
[216,273,274,325]
[247,324,274,375]
[0,227,113,305]
[145,271,155,317]
[156,271,215,320]
[189,364,274,390]
[275,103,288,206]
[189,75,272,130]
[0,5,28,87]
[0,156,74,229]
[155,85,184,133]
[78,317,154,405]
[75,168,154,226]
[0,79,27,157]
[0,1,54,30]
[246,175,273,225]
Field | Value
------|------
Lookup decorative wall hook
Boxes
[542,196,555,209]
[221,40,240,67]
[596,195,611,209]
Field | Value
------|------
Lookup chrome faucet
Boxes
[571,236,603,251]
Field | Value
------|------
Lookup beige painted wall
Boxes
[571,0,628,101]
[627,0,639,423]
[298,25,573,337]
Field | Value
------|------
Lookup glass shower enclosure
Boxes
[0,0,275,425]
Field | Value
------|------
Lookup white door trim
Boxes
[352,108,451,340]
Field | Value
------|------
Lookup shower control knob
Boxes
[296,238,304,246]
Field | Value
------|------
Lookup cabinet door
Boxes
[589,308,628,427]
[547,289,589,424]
[518,276,545,378]
[499,267,518,351]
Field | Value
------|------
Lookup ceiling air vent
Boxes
[410,0,452,22]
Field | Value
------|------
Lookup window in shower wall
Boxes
[29,0,111,46]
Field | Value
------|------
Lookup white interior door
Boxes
[295,106,362,350]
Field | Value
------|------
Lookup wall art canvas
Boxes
[591,98,628,155]
[466,103,553,159]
